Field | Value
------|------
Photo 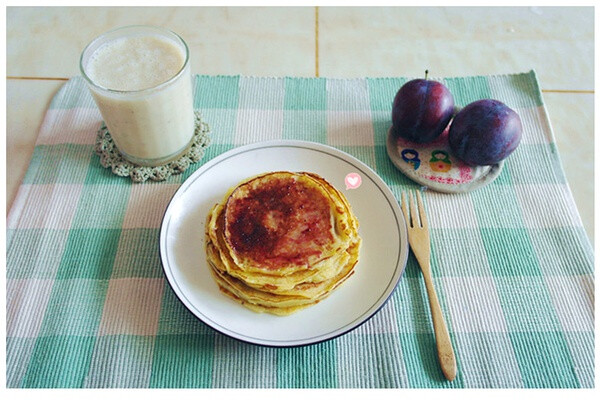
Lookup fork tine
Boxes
[416,190,428,229]
[400,192,408,224]
[408,191,420,228]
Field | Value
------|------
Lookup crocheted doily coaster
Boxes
[95,111,211,182]
[386,126,503,193]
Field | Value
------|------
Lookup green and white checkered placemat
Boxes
[6,71,594,388]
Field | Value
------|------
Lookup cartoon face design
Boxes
[430,150,452,172]
[401,149,421,170]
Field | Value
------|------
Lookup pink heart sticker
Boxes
[345,173,362,190]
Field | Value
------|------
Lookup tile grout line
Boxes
[541,89,594,94]
[7,76,70,81]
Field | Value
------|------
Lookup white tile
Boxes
[543,92,594,247]
[318,7,593,90]
[7,6,316,78]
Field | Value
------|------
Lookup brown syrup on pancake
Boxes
[226,176,334,269]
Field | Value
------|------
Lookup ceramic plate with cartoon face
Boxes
[386,127,504,193]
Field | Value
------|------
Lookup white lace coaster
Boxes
[94,111,211,182]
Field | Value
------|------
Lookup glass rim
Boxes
[79,25,190,95]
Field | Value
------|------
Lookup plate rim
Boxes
[159,139,408,347]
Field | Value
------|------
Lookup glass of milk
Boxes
[80,26,195,166]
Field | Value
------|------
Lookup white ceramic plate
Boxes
[159,140,408,347]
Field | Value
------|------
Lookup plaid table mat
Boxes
[6,71,594,388]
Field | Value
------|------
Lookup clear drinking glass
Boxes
[80,25,195,166]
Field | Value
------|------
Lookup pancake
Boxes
[205,171,361,315]
[207,204,354,291]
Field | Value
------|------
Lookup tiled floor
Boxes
[6,6,594,246]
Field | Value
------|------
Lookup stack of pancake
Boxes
[205,171,361,315]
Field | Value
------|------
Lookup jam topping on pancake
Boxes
[225,175,334,269]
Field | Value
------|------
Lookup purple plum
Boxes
[392,78,455,144]
[448,99,522,166]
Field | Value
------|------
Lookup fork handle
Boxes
[421,264,457,381]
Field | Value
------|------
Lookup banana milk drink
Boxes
[81,26,195,166]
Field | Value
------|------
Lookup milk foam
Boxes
[83,30,195,164]
[86,35,185,91]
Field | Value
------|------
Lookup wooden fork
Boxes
[401,190,457,381]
